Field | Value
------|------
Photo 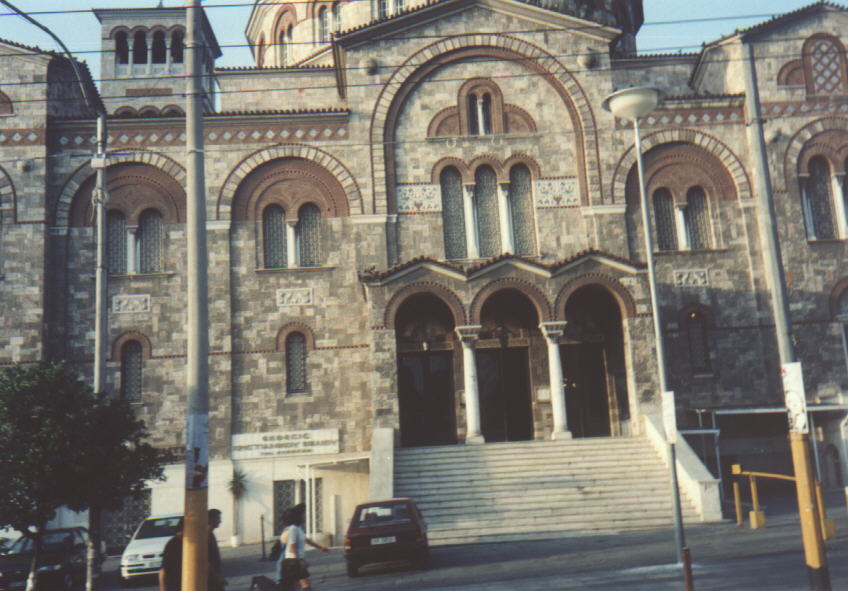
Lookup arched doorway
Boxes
[476,289,537,442]
[395,293,457,447]
[562,285,630,437]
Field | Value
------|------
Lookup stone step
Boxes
[394,462,666,482]
[396,478,673,499]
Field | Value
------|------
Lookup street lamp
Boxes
[601,87,688,566]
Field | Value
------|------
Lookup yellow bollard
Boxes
[733,480,743,526]
[815,481,836,541]
[749,476,766,529]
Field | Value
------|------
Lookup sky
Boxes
[0,0,839,85]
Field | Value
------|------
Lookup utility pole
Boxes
[742,40,830,590]
[0,5,109,591]
[182,1,210,590]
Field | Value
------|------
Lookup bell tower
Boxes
[93,6,221,116]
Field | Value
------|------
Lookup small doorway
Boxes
[562,284,630,437]
[395,293,458,447]
[477,348,533,442]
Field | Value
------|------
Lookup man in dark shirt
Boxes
[208,508,226,591]
[159,518,184,591]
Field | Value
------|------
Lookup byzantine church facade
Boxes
[1,0,847,545]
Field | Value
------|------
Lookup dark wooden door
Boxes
[561,344,611,437]
[398,351,456,447]
[476,347,533,442]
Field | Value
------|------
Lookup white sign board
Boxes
[661,390,677,443]
[232,429,339,460]
[782,362,808,434]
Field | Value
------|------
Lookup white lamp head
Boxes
[601,86,662,121]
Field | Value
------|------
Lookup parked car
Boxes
[0,527,89,591]
[343,498,428,577]
[119,515,181,585]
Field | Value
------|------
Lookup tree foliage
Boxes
[0,362,165,535]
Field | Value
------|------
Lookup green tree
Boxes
[0,362,165,591]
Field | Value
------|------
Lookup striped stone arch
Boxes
[610,128,752,203]
[55,150,186,228]
[469,278,552,325]
[384,281,467,329]
[371,33,600,214]
[554,274,637,321]
[784,117,848,192]
[217,144,363,220]
[0,166,16,223]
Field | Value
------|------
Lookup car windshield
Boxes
[353,503,412,527]
[8,531,77,554]
[134,517,180,539]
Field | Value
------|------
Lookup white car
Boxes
[119,515,181,585]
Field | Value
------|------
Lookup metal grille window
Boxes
[273,480,297,535]
[138,209,163,273]
[653,188,677,251]
[107,210,127,274]
[263,205,286,268]
[440,167,466,259]
[686,311,710,373]
[508,164,536,256]
[474,166,500,257]
[297,204,321,267]
[685,187,711,250]
[809,37,846,95]
[377,0,388,19]
[805,156,836,239]
[286,332,308,395]
[319,8,329,42]
[481,93,492,135]
[467,94,479,135]
[120,340,143,401]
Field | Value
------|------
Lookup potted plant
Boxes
[228,468,247,547]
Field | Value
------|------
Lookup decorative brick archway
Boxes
[55,149,186,228]
[217,143,363,219]
[0,166,16,223]
[371,33,600,214]
[784,117,848,191]
[610,128,751,203]
[469,279,552,324]
[384,282,466,329]
[554,274,637,321]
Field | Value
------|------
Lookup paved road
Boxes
[101,505,848,591]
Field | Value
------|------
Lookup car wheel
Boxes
[346,561,359,577]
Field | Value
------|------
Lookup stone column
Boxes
[475,96,486,136]
[455,325,484,444]
[497,182,514,254]
[462,184,479,259]
[674,205,689,250]
[126,227,138,274]
[831,173,848,239]
[286,220,298,267]
[540,321,571,440]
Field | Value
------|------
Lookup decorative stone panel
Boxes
[396,183,441,213]
[112,294,151,313]
[535,178,579,208]
[277,287,313,307]
[673,269,709,287]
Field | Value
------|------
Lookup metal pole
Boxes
[182,2,209,590]
[632,118,686,563]
[742,40,830,590]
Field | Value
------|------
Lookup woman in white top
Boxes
[276,503,330,590]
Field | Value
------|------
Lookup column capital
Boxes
[455,325,482,343]
[286,219,299,228]
[539,321,567,340]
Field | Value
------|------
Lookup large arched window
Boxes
[685,186,711,250]
[138,209,163,273]
[653,188,677,251]
[803,34,848,96]
[132,31,148,64]
[332,3,341,31]
[474,166,500,258]
[297,204,321,267]
[107,210,127,274]
[685,309,711,373]
[804,156,836,240]
[115,31,129,65]
[263,205,286,269]
[171,30,184,63]
[151,30,167,64]
[285,332,308,395]
[508,164,536,256]
[120,340,143,401]
[440,166,466,259]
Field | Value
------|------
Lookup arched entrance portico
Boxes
[562,285,630,437]
[476,289,538,442]
[394,293,458,447]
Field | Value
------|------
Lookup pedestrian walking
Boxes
[208,508,227,591]
[159,518,184,591]
[276,503,330,591]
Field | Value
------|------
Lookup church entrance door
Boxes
[398,352,456,447]
[477,347,533,442]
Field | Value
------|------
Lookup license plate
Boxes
[371,536,396,545]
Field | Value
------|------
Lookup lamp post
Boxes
[601,87,687,565]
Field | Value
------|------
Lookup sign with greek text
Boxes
[231,429,339,460]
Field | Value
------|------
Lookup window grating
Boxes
[286,332,307,394]
[138,209,162,273]
[807,157,835,239]
[509,164,536,255]
[298,204,321,267]
[120,340,143,401]
[685,187,711,250]
[440,167,466,259]
[263,205,286,269]
[107,210,127,274]
[653,188,677,251]
[810,39,845,94]
[474,166,500,257]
